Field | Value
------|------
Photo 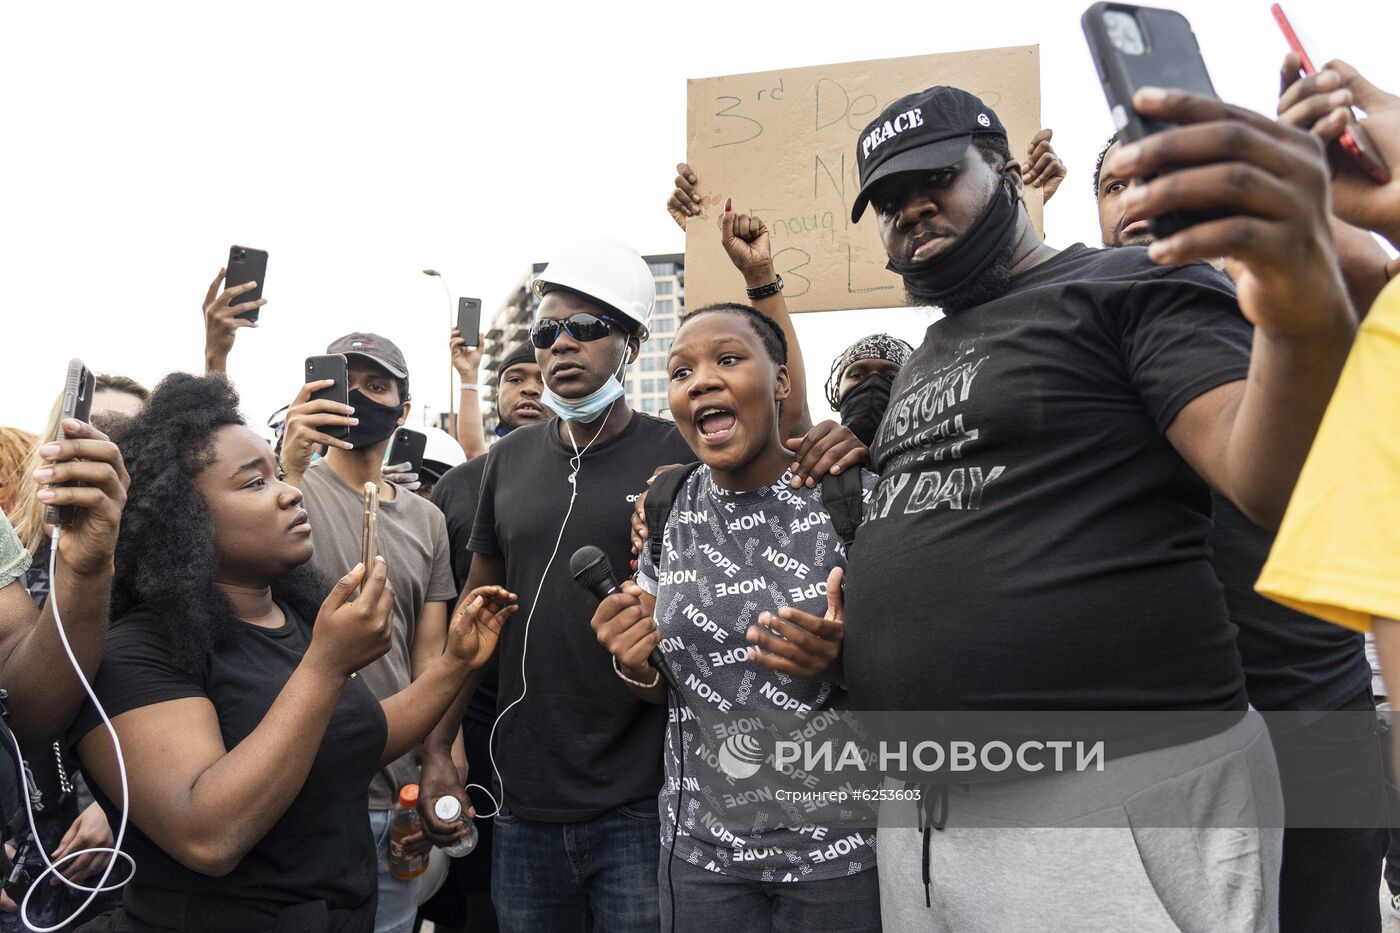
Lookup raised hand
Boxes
[1278,55,1400,246]
[203,266,262,373]
[1107,87,1351,339]
[445,585,518,671]
[36,419,128,576]
[307,559,394,678]
[666,162,702,230]
[1022,128,1067,203]
[279,382,357,481]
[719,198,777,288]
[450,327,484,379]
[747,566,844,680]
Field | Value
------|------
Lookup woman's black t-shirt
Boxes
[69,603,387,929]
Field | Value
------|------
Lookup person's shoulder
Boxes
[104,605,182,661]
[433,455,486,506]
[1031,243,1232,292]
[627,413,690,454]
[486,419,553,457]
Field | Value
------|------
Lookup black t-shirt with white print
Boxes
[843,244,1251,714]
[638,465,878,882]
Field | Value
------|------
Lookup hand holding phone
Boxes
[1272,4,1390,186]
[44,360,96,526]
[36,418,129,574]
[279,356,356,482]
[385,428,428,479]
[360,482,379,571]
[225,246,269,322]
[1104,85,1351,339]
[1082,2,1220,238]
[1277,58,1400,247]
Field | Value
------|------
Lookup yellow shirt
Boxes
[1256,276,1400,632]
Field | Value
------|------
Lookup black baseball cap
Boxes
[326,332,409,379]
[851,86,1007,223]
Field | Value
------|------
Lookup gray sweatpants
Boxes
[877,713,1284,932]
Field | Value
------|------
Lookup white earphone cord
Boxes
[469,356,627,820]
[9,527,134,932]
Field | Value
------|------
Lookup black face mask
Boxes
[838,374,893,448]
[884,177,1018,304]
[346,389,403,448]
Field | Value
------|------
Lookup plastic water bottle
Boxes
[433,795,479,858]
[388,784,430,879]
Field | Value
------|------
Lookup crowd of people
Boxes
[2,37,1400,933]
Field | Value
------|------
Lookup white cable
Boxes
[11,527,134,931]
[467,355,626,820]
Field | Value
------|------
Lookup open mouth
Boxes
[694,406,738,445]
[513,401,544,419]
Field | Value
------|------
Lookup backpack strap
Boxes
[819,469,866,551]
[645,463,703,569]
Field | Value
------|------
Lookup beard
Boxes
[904,236,1016,314]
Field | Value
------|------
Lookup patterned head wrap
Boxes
[824,333,914,407]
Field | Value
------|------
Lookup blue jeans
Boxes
[368,808,421,933]
[658,856,881,933]
[491,798,660,933]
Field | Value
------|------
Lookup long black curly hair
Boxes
[110,373,329,673]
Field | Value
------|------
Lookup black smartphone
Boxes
[1082,3,1220,237]
[457,298,482,348]
[385,428,428,476]
[226,245,269,322]
[305,354,350,440]
[44,359,96,527]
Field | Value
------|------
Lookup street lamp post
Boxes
[422,269,455,431]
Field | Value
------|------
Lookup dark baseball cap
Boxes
[326,332,409,379]
[851,86,1007,223]
[497,339,537,382]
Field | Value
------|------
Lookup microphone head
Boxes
[569,545,615,593]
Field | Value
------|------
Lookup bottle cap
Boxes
[399,784,420,808]
[434,795,463,822]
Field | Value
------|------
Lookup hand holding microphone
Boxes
[571,546,677,693]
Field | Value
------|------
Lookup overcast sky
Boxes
[3,0,1395,435]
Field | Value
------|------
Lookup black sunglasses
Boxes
[529,312,621,349]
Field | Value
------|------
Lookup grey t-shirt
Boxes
[638,466,878,882]
[300,461,457,809]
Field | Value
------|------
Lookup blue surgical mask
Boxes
[541,375,625,422]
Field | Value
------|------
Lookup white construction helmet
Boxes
[532,238,655,341]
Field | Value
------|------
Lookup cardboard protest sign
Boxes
[684,46,1041,313]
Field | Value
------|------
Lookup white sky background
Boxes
[3,0,1396,435]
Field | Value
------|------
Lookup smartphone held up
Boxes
[1271,3,1391,184]
[226,246,269,322]
[44,359,96,527]
[1082,2,1221,238]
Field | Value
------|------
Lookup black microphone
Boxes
[570,545,677,693]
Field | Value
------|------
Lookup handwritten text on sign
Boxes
[684,46,1042,314]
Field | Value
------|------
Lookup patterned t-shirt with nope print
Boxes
[637,465,878,882]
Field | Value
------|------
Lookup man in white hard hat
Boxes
[417,239,693,932]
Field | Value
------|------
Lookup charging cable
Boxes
[7,527,134,931]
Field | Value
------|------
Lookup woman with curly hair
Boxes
[68,374,516,933]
